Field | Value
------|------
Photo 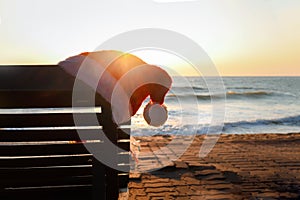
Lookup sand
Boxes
[119,133,300,199]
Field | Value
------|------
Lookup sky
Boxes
[0,0,299,76]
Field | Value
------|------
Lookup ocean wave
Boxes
[195,115,300,134]
[226,87,266,90]
[223,115,300,130]
[165,90,291,100]
[171,86,205,91]
[166,93,211,100]
[166,90,273,100]
[132,115,300,136]
[226,90,271,97]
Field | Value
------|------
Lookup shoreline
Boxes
[131,132,300,137]
[121,132,300,199]
[133,132,300,136]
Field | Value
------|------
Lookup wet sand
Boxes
[120,133,300,199]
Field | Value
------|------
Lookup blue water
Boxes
[132,76,300,136]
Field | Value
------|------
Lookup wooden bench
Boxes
[0,65,130,200]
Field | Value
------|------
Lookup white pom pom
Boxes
[143,102,168,127]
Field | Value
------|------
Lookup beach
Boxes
[120,133,300,199]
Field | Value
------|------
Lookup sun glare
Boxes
[131,49,199,76]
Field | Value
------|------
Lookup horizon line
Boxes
[0,65,299,77]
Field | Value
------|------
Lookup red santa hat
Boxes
[59,50,172,124]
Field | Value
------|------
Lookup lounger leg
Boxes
[92,157,106,200]
[105,165,119,200]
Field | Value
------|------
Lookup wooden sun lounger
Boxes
[0,65,130,200]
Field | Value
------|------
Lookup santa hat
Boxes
[59,50,172,124]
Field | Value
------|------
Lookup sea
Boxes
[131,76,300,136]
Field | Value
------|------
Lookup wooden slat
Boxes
[0,143,130,159]
[0,129,104,142]
[0,154,127,168]
[0,143,91,156]
[1,174,92,188]
[0,65,83,91]
[0,91,67,108]
[0,155,92,168]
[0,185,92,200]
[0,166,92,182]
[0,91,68,108]
[0,113,102,128]
[0,91,105,108]
[0,66,109,109]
